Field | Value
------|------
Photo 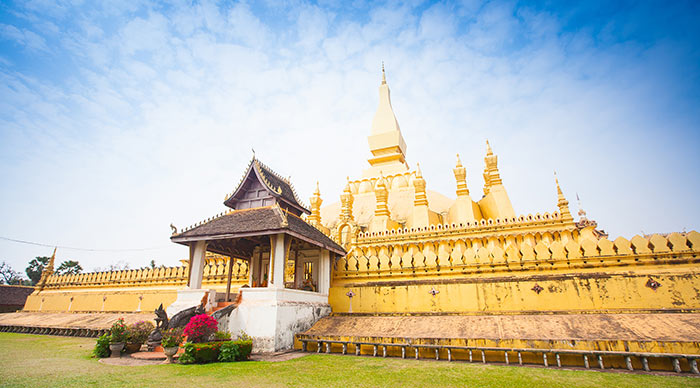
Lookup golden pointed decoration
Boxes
[554,171,573,221]
[36,247,57,291]
[483,140,502,195]
[308,181,323,225]
[454,153,470,197]
[340,177,354,222]
[413,163,428,207]
[374,173,390,217]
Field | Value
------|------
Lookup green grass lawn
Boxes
[0,333,699,388]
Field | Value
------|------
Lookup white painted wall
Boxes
[227,287,330,352]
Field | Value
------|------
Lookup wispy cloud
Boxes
[0,23,49,52]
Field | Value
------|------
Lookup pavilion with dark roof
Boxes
[168,157,345,352]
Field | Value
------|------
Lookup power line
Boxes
[0,236,170,252]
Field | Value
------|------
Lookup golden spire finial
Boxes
[314,181,320,196]
[454,153,469,197]
[381,61,386,85]
[486,140,493,156]
[554,171,573,221]
[415,162,423,178]
[554,171,564,197]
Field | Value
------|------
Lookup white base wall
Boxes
[167,289,216,317]
[227,288,330,352]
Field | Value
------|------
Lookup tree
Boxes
[0,261,23,285]
[56,260,83,275]
[141,259,163,270]
[26,256,51,285]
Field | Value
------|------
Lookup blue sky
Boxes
[1,0,699,274]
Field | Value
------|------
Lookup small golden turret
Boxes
[308,181,323,225]
[413,163,428,207]
[374,173,390,217]
[454,153,470,197]
[555,172,573,222]
[483,140,503,195]
[340,177,354,222]
[36,247,56,291]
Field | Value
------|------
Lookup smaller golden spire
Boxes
[374,173,390,217]
[36,247,57,291]
[413,163,428,207]
[340,177,354,222]
[483,140,501,195]
[554,171,573,221]
[308,181,323,225]
[454,153,470,197]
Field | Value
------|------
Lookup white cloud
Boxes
[0,24,49,52]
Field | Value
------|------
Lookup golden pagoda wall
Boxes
[329,217,700,315]
[23,258,248,313]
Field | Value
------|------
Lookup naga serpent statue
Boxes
[146,303,205,349]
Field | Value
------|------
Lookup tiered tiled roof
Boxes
[172,206,344,255]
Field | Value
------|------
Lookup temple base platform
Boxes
[294,313,700,373]
[0,311,154,337]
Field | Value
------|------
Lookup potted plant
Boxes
[161,327,184,364]
[108,318,127,357]
[125,320,154,353]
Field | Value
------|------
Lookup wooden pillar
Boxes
[225,256,235,302]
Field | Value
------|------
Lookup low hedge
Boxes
[179,340,253,364]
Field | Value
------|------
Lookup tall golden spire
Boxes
[554,172,573,221]
[454,153,470,197]
[365,64,409,177]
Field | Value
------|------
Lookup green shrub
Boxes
[178,343,196,364]
[179,340,252,364]
[217,341,240,362]
[179,342,224,364]
[232,339,253,361]
[92,333,110,358]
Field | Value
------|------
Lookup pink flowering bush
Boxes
[183,314,218,343]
